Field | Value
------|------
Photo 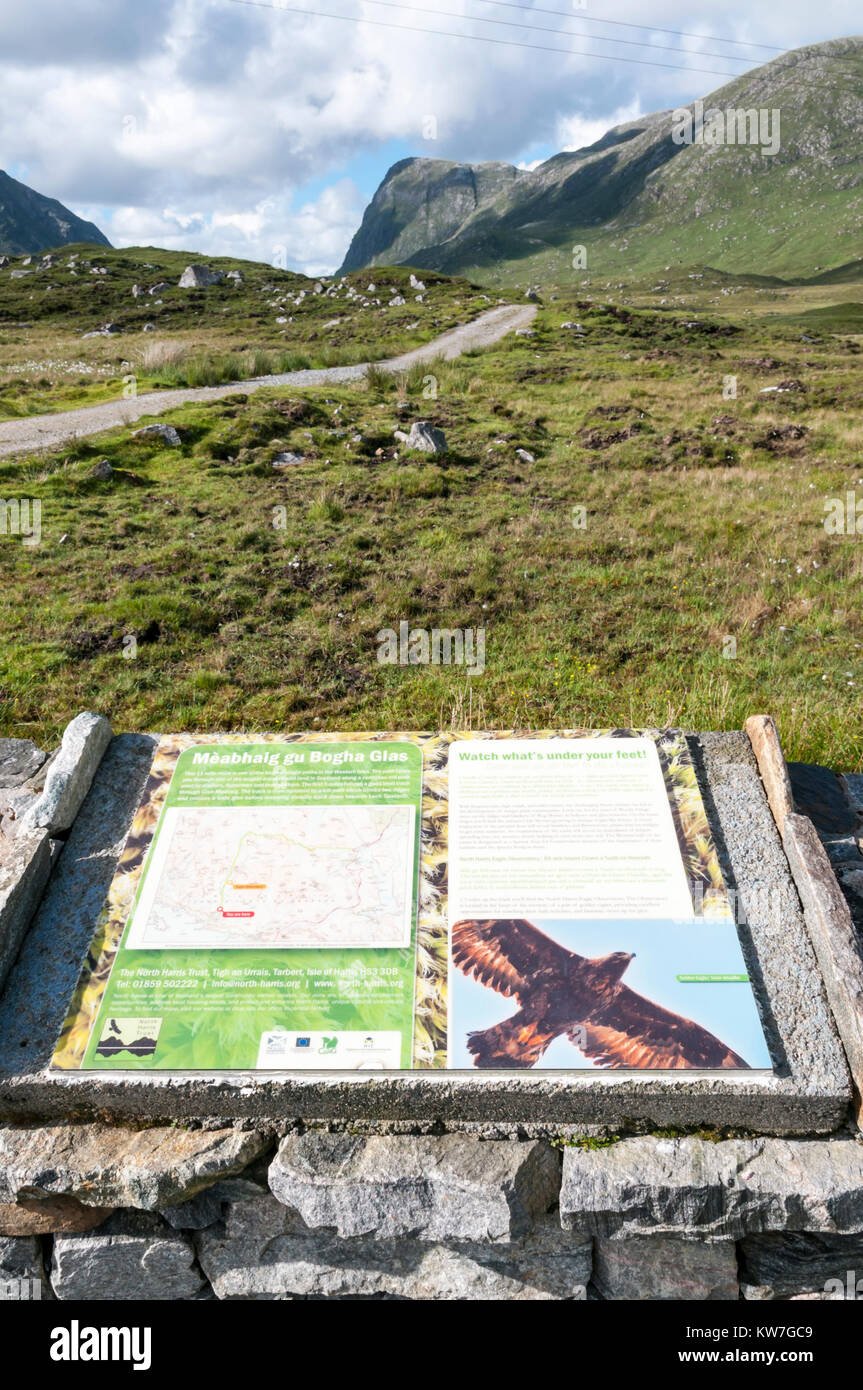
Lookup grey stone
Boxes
[178,264,224,289]
[0,830,53,993]
[51,1211,205,1301]
[197,1192,590,1301]
[561,1136,863,1240]
[592,1236,738,1301]
[742,1282,848,1300]
[0,1234,49,1300]
[0,1121,270,1209]
[0,739,47,788]
[271,451,305,468]
[394,421,447,454]
[90,459,113,480]
[515,448,535,463]
[131,423,181,446]
[740,1231,863,1296]
[839,773,863,817]
[787,762,857,835]
[268,1133,559,1241]
[149,281,170,295]
[525,288,540,301]
[18,712,112,836]
[158,1179,266,1231]
[782,813,863,1123]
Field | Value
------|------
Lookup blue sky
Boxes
[1,1,859,273]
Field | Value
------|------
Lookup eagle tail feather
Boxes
[465,1011,556,1069]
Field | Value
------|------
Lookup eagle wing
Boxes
[579,984,750,1070]
[451,918,579,1004]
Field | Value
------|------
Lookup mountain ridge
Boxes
[0,170,111,256]
[338,34,863,281]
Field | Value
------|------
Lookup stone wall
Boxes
[2,1122,863,1301]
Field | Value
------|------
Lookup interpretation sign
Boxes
[54,730,771,1073]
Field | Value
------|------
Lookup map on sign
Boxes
[126,802,416,950]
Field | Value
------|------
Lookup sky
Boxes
[0,0,859,275]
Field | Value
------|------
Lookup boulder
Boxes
[90,459,113,481]
[0,1121,270,1209]
[178,264,224,289]
[268,1132,560,1242]
[131,423,181,447]
[18,712,112,836]
[393,421,447,454]
[149,281,170,295]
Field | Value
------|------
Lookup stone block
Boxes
[0,1234,49,1299]
[268,1132,560,1241]
[0,1195,113,1235]
[0,1121,270,1209]
[197,1192,590,1301]
[560,1135,863,1239]
[0,829,52,993]
[19,712,112,835]
[739,1231,863,1296]
[0,740,47,788]
[592,1236,738,1301]
[51,1211,205,1300]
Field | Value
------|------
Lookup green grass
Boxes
[0,244,494,418]
[1,276,862,770]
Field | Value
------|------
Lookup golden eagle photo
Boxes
[451,918,751,1070]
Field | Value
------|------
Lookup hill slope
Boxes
[339,35,863,281]
[0,170,111,256]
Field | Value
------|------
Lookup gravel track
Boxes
[0,303,537,459]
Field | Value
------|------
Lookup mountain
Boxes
[339,36,863,282]
[0,170,111,256]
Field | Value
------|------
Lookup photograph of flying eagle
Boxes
[452,918,750,1070]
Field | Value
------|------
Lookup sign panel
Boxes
[54,730,772,1073]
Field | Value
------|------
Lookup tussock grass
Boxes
[2,276,863,767]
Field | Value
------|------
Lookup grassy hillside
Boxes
[340,36,863,285]
[0,244,493,418]
[1,270,861,768]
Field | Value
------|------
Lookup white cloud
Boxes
[557,101,645,153]
[0,0,857,272]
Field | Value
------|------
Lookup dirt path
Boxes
[0,303,536,459]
